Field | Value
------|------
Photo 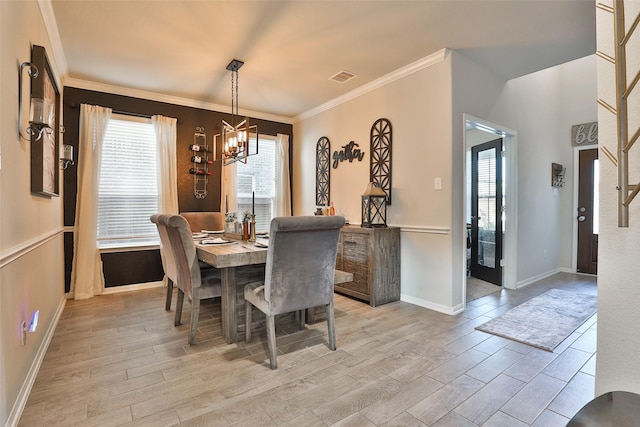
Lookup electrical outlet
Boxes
[20,310,39,346]
[20,321,27,346]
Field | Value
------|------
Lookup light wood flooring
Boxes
[466,277,501,302]
[19,272,597,426]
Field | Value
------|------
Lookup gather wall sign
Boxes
[332,141,365,169]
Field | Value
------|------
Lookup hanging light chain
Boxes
[231,68,236,126]
[235,68,239,118]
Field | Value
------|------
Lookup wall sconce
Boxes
[552,162,565,187]
[18,62,54,141]
[60,144,74,169]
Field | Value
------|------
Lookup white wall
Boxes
[1,2,66,424]
[294,49,597,314]
[495,56,597,284]
[453,51,596,287]
[294,51,459,312]
[595,0,640,395]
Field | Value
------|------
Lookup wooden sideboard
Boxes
[334,225,401,307]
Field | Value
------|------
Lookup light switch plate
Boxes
[434,177,442,190]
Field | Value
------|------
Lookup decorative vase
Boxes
[243,222,249,240]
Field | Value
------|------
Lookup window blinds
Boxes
[97,115,159,248]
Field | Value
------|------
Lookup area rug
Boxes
[475,288,597,351]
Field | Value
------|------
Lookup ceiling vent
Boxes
[329,70,357,83]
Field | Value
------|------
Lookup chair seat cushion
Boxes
[244,281,270,314]
[199,270,222,300]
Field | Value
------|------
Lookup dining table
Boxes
[196,237,353,344]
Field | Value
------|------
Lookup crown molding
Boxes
[38,0,67,89]
[64,77,294,124]
[294,48,450,123]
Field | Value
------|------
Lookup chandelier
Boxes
[215,59,258,166]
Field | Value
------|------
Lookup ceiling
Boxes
[49,0,596,121]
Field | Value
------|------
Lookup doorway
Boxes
[470,138,503,286]
[576,148,598,274]
[463,115,517,305]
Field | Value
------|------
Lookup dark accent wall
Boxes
[62,87,293,291]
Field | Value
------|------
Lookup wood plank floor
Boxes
[19,272,597,426]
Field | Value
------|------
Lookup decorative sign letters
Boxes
[332,141,365,169]
[571,122,598,147]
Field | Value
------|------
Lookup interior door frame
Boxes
[463,114,518,301]
[572,145,598,273]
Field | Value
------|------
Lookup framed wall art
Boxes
[370,118,392,204]
[316,136,330,206]
[30,45,60,197]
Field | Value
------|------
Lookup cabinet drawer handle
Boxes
[344,241,357,245]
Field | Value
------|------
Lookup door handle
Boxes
[577,215,586,222]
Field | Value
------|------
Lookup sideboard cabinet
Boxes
[334,225,400,307]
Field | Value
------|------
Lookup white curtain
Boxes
[152,115,178,214]
[70,104,112,300]
[221,162,237,214]
[275,133,292,216]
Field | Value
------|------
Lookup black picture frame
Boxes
[30,45,60,197]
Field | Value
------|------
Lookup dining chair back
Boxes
[152,214,221,345]
[180,211,225,233]
[244,215,345,368]
[151,214,179,311]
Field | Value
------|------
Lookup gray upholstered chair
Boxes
[151,214,222,345]
[244,215,345,369]
[151,214,179,311]
[180,211,225,233]
[152,214,219,311]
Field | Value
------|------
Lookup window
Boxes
[236,135,277,232]
[97,114,159,248]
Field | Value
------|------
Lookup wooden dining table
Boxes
[196,238,353,344]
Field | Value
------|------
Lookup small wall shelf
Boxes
[189,127,210,199]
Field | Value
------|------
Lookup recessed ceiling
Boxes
[49,0,596,121]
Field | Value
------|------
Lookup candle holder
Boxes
[249,214,256,242]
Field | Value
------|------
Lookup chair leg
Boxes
[326,300,336,351]
[189,291,200,346]
[175,288,184,327]
[266,314,277,369]
[165,278,174,311]
[245,300,252,342]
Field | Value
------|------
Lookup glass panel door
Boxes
[471,138,503,285]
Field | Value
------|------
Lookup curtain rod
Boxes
[112,110,152,119]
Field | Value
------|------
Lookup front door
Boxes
[471,138,503,286]
[577,148,598,274]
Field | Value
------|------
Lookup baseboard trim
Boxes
[401,293,461,315]
[516,267,572,289]
[101,281,164,295]
[6,295,66,427]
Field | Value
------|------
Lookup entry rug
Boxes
[475,288,597,351]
